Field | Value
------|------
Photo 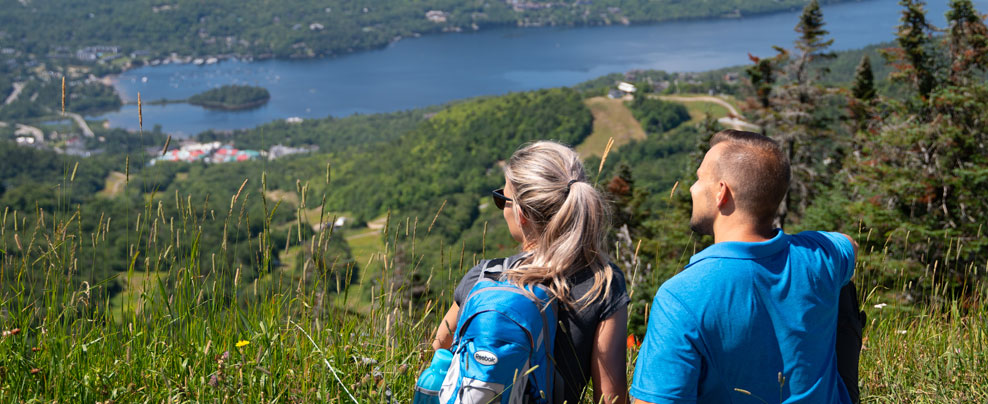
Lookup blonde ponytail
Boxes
[502,141,614,310]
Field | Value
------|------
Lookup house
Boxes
[312,216,349,232]
[426,10,448,23]
[269,144,317,160]
[75,46,119,61]
[617,82,637,94]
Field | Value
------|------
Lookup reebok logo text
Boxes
[474,351,498,366]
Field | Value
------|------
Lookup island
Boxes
[187,85,271,110]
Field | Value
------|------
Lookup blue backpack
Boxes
[439,258,558,404]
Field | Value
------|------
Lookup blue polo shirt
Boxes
[631,230,855,404]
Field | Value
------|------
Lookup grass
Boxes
[860,302,988,402]
[1,158,986,402]
[1,178,430,402]
[576,97,646,158]
[109,271,166,321]
[341,226,386,313]
[682,101,729,124]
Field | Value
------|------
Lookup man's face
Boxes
[689,144,723,236]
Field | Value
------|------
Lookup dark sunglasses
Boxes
[492,188,513,210]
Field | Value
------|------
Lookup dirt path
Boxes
[345,230,380,241]
[98,171,127,198]
[366,215,388,230]
[3,82,24,105]
[657,95,743,118]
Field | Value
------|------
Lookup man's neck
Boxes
[712,219,777,244]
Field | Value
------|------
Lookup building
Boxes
[617,81,637,94]
[269,144,317,160]
[75,46,119,62]
[426,10,448,23]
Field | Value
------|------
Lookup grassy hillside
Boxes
[0,152,984,402]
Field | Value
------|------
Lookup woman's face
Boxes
[502,179,527,245]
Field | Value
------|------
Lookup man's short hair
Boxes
[709,130,791,223]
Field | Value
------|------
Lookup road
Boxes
[657,95,744,117]
[3,82,25,105]
[65,112,96,137]
[654,95,760,131]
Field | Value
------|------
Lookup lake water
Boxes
[94,0,987,136]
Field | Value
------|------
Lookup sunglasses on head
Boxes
[492,188,513,210]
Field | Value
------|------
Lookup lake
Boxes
[94,0,987,136]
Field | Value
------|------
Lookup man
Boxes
[631,130,862,403]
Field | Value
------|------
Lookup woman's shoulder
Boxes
[453,253,527,305]
[567,262,630,318]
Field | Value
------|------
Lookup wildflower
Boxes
[627,334,641,348]
[896,330,907,335]
[236,340,250,348]
[873,303,887,309]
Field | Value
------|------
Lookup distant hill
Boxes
[0,0,853,60]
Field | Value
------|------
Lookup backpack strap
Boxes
[480,257,507,281]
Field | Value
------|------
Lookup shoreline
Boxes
[100,0,870,79]
[98,0,870,107]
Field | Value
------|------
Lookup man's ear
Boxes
[716,181,731,209]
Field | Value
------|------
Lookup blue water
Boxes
[93,0,987,136]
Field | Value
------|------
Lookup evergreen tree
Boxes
[745,52,783,108]
[851,55,877,101]
[890,0,937,98]
[794,0,836,84]
[752,0,842,227]
[946,0,988,84]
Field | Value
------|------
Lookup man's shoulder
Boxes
[658,258,744,303]
[789,230,853,255]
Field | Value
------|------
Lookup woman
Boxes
[432,141,629,404]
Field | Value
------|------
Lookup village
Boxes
[151,140,315,165]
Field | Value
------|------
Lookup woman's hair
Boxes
[503,141,614,311]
